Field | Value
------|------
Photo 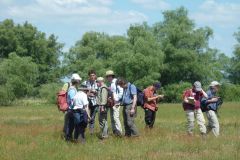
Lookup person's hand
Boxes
[211,97,219,102]
[130,108,135,116]
[158,95,164,99]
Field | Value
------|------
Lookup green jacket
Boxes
[97,85,108,106]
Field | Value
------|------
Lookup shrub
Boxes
[0,85,16,106]
[218,83,240,102]
[162,82,192,103]
[39,83,62,104]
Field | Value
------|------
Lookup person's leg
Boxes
[110,107,117,133]
[89,105,98,134]
[79,111,88,143]
[145,109,152,128]
[195,109,207,135]
[65,110,74,141]
[150,110,156,128]
[123,106,131,136]
[99,107,108,138]
[125,104,139,136]
[73,112,81,140]
[112,105,122,135]
[185,110,195,135]
[206,110,220,137]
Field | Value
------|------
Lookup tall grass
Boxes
[0,101,239,160]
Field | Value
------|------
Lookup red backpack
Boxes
[57,83,70,112]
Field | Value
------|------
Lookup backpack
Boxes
[201,97,223,112]
[57,83,70,112]
[129,84,144,108]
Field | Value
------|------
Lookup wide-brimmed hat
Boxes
[209,81,221,87]
[105,70,115,76]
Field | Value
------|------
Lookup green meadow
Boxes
[0,100,239,160]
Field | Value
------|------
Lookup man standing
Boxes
[117,78,139,137]
[143,82,164,128]
[105,70,123,136]
[182,81,208,137]
[202,81,222,137]
[65,73,82,141]
[96,77,109,139]
[83,70,99,134]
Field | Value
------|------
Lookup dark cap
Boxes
[153,82,161,90]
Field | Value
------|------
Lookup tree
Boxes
[153,7,215,85]
[0,53,38,105]
[0,19,63,85]
[229,28,240,84]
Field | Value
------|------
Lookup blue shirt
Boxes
[206,89,217,111]
[67,86,77,109]
[122,83,137,105]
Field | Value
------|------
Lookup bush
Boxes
[0,53,39,105]
[39,83,62,104]
[162,82,192,103]
[0,85,16,106]
[219,83,240,102]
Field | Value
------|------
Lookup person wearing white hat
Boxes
[64,73,82,141]
[182,81,208,137]
[201,81,222,137]
[105,70,123,136]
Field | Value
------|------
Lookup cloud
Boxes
[191,0,240,28]
[131,0,171,10]
[3,0,147,26]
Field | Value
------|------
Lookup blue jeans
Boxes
[73,110,88,140]
[64,110,74,141]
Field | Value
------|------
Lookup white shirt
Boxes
[72,91,89,110]
[111,78,123,102]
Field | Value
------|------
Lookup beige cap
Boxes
[209,81,221,87]
[71,73,82,81]
[96,77,104,82]
[105,70,115,76]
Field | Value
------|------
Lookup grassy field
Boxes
[0,100,239,160]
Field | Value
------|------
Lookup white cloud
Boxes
[3,0,147,26]
[131,0,170,10]
[191,0,240,28]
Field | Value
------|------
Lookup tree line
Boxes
[0,7,239,105]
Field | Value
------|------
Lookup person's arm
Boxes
[201,90,208,98]
[207,97,219,103]
[183,91,193,104]
[85,105,91,119]
[147,95,163,102]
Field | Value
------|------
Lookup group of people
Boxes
[60,69,223,143]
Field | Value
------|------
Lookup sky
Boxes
[0,0,240,57]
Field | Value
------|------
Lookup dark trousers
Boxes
[64,110,74,141]
[145,109,156,128]
[89,105,98,129]
[123,104,139,136]
[73,110,88,140]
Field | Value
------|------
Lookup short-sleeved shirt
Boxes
[109,78,124,102]
[72,91,89,110]
[84,80,98,106]
[67,86,77,109]
[144,86,157,111]
[204,89,217,111]
[122,83,137,105]
[182,88,204,110]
